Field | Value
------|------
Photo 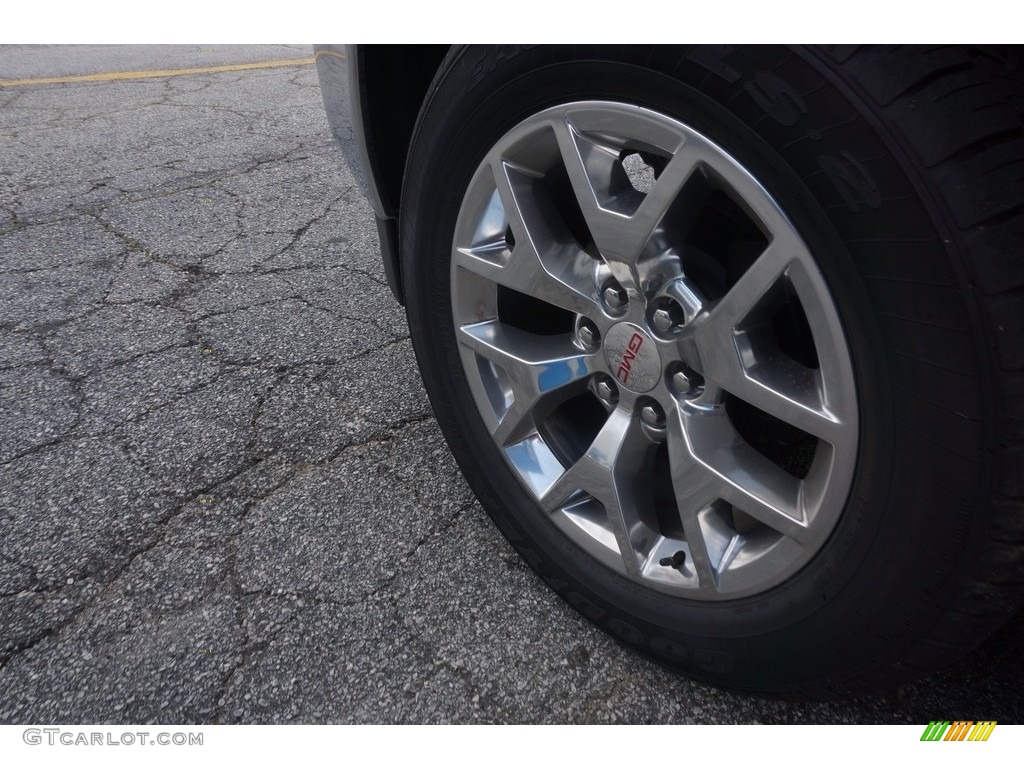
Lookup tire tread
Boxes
[832,44,1024,689]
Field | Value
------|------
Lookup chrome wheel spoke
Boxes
[692,239,846,444]
[552,118,702,283]
[457,320,594,446]
[631,146,707,247]
[454,243,600,320]
[697,239,795,337]
[455,159,602,318]
[676,408,810,544]
[541,407,656,576]
[665,420,720,589]
[698,345,840,444]
[666,408,810,595]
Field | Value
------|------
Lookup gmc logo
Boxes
[616,333,645,384]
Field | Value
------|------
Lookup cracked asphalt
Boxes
[1,45,1022,725]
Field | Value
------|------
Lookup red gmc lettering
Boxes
[616,333,645,383]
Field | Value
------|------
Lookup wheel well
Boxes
[355,44,1023,218]
[358,45,451,216]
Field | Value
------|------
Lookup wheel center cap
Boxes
[604,323,661,393]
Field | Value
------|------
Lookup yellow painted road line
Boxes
[0,57,318,88]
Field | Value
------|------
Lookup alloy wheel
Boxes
[451,102,858,600]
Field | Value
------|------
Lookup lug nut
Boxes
[672,370,692,394]
[595,379,617,403]
[672,368,705,398]
[577,320,600,351]
[640,403,666,429]
[652,308,673,332]
[603,284,627,312]
[671,372,696,397]
[651,299,685,334]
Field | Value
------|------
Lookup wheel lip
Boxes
[449,99,859,602]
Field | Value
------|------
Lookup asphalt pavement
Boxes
[0,45,1021,724]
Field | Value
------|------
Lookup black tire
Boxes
[400,45,1024,695]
